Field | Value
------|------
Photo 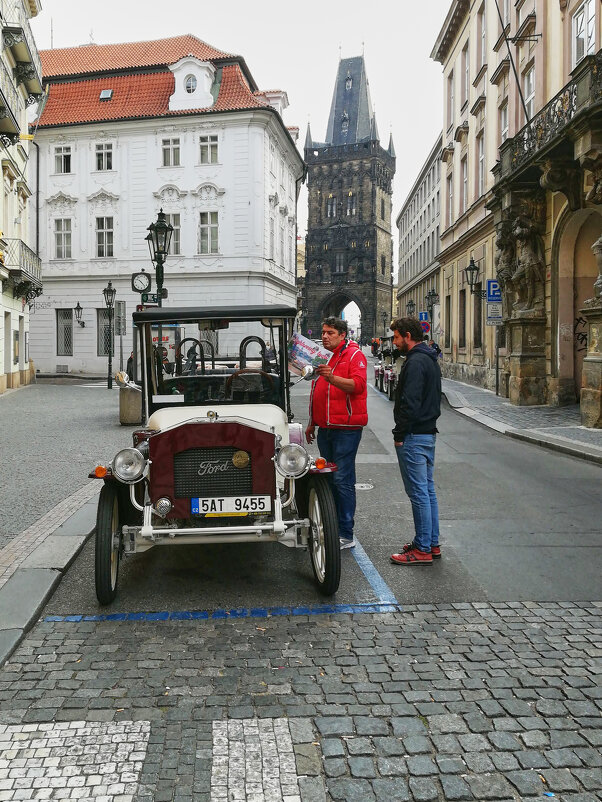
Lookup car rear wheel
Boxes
[95,483,122,605]
[307,475,340,596]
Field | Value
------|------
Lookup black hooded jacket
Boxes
[392,343,441,441]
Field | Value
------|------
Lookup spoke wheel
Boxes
[378,372,384,393]
[388,376,396,400]
[95,483,122,605]
[307,475,340,596]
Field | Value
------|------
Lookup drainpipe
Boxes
[31,138,39,256]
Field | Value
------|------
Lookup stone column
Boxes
[579,236,602,427]
[507,316,547,405]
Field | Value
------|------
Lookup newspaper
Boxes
[288,332,331,375]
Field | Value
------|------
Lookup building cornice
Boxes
[431,0,470,64]
[397,261,441,296]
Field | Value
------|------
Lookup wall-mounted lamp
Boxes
[464,257,487,298]
[74,301,85,327]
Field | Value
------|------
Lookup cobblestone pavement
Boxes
[0,602,600,801]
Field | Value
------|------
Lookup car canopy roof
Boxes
[132,305,298,325]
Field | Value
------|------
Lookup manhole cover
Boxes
[355,483,374,490]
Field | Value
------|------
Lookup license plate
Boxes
[191,495,271,516]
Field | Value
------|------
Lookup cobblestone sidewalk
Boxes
[0,601,600,801]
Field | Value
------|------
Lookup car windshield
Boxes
[137,314,292,416]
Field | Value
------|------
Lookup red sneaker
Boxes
[390,547,433,565]
[401,542,441,559]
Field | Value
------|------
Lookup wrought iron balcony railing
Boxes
[0,0,42,89]
[499,52,602,180]
[0,52,20,131]
[3,237,42,285]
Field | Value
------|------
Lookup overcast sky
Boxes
[31,0,451,248]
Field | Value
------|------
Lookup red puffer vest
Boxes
[309,340,368,429]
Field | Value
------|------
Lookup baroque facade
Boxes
[0,0,43,394]
[396,135,442,337]
[433,0,602,425]
[28,36,304,375]
[301,56,395,340]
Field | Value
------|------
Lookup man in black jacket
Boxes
[389,317,441,566]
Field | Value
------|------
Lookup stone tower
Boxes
[302,56,395,340]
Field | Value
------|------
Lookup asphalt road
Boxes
[37,370,602,618]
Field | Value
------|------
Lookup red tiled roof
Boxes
[40,35,236,78]
[36,64,268,127]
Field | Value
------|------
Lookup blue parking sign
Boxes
[487,279,502,302]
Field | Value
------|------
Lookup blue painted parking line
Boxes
[350,539,399,605]
[43,601,402,624]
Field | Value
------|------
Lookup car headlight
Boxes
[276,443,310,477]
[112,448,147,483]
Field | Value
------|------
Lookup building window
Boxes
[96,217,113,258]
[95,143,112,171]
[445,295,451,349]
[381,254,386,275]
[473,283,483,348]
[54,218,72,259]
[477,4,486,71]
[164,213,180,255]
[270,144,276,175]
[199,211,218,254]
[381,198,386,219]
[185,74,197,93]
[200,134,218,164]
[279,224,285,265]
[56,309,73,356]
[523,65,535,120]
[334,252,345,273]
[54,146,71,174]
[461,42,470,107]
[461,156,468,214]
[447,70,455,129]
[97,309,114,357]
[459,288,466,348]
[326,196,337,218]
[573,0,595,67]
[446,173,453,227]
[499,102,509,144]
[346,192,356,216]
[269,217,275,259]
[477,132,485,196]
[341,113,349,135]
[345,75,352,91]
[162,137,180,167]
[503,0,510,25]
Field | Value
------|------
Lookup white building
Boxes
[0,0,43,393]
[29,35,304,374]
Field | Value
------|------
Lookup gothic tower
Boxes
[303,56,395,340]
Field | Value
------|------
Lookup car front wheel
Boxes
[95,483,122,605]
[307,475,340,596]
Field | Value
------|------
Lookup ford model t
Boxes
[91,305,341,604]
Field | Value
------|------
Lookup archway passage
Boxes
[316,292,367,345]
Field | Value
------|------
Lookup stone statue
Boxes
[511,217,546,315]
[494,225,516,320]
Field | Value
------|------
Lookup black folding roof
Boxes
[132,305,298,325]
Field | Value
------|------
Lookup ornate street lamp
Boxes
[464,257,487,298]
[425,289,440,320]
[102,281,116,389]
[381,311,388,335]
[406,298,416,317]
[74,301,85,328]
[146,208,173,308]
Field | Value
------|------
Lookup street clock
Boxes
[131,271,152,293]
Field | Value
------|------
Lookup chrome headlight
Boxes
[276,443,310,478]
[112,448,147,483]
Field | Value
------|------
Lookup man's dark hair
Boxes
[390,317,424,343]
[321,316,348,335]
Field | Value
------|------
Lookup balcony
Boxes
[3,237,42,298]
[0,55,19,141]
[498,52,602,182]
[1,0,42,96]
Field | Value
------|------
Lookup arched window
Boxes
[345,75,352,91]
[185,74,197,93]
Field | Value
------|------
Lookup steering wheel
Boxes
[175,338,204,374]
[225,368,275,399]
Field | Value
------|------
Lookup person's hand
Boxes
[305,424,316,444]
[315,364,333,382]
[394,441,403,447]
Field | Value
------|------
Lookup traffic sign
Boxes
[486,302,503,326]
[487,279,502,302]
[418,312,428,322]
[141,292,160,303]
[420,321,431,333]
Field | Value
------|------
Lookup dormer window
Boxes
[185,74,197,93]
[345,74,352,91]
[341,112,349,135]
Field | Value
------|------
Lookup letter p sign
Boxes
[487,279,502,302]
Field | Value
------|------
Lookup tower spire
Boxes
[304,122,313,150]
[325,55,374,146]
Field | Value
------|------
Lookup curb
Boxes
[0,502,97,668]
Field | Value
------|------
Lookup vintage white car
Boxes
[91,305,340,604]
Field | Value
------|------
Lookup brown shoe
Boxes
[390,547,433,565]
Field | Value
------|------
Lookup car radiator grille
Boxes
[173,447,253,498]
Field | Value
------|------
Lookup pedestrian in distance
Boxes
[389,317,442,565]
[305,317,368,550]
[429,338,442,357]
[126,351,134,379]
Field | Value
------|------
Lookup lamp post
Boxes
[381,311,388,336]
[102,281,116,389]
[464,257,487,298]
[74,302,85,328]
[406,298,416,317]
[425,288,440,320]
[146,209,173,307]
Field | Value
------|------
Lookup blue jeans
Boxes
[317,428,363,541]
[395,434,440,553]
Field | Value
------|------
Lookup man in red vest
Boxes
[305,317,368,549]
